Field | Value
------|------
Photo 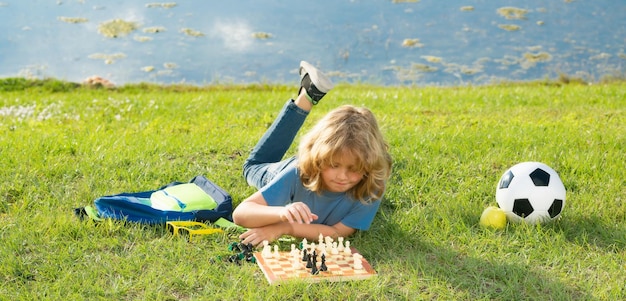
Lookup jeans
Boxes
[243,100,309,189]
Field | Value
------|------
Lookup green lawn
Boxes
[1,79,624,300]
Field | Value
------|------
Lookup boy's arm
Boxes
[288,221,356,241]
[233,191,318,227]
[232,191,283,227]
[233,191,357,245]
[238,220,356,247]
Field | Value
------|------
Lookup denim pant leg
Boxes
[243,100,309,189]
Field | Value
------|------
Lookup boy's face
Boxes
[321,150,365,193]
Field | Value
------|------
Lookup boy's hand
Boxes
[239,224,285,246]
[280,202,318,224]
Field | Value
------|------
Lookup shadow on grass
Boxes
[557,214,626,252]
[362,211,592,300]
[457,206,626,252]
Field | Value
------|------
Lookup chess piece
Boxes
[353,253,363,270]
[311,263,319,275]
[319,253,328,271]
[343,241,352,254]
[311,251,319,275]
[306,254,313,268]
[331,242,339,255]
[302,248,308,262]
[292,252,300,269]
[273,245,280,259]
[324,236,333,252]
[262,240,272,258]
[337,237,344,251]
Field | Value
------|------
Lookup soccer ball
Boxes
[496,162,566,224]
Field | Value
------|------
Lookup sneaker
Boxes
[299,61,334,105]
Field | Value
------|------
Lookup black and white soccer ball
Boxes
[496,162,566,224]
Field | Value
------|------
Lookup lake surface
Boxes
[0,0,624,86]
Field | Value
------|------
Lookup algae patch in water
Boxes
[589,53,611,60]
[421,56,443,63]
[88,53,126,64]
[58,17,88,24]
[411,63,438,72]
[252,32,272,39]
[146,2,177,9]
[144,26,166,34]
[181,28,205,37]
[163,63,178,69]
[523,52,552,62]
[98,19,138,38]
[520,51,552,69]
[388,62,438,83]
[498,24,521,32]
[497,7,529,20]
[402,38,423,48]
[444,63,483,75]
[134,36,153,42]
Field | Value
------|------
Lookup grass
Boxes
[0,79,625,300]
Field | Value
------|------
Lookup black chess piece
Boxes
[302,248,308,262]
[305,254,313,268]
[310,251,320,275]
[311,264,319,275]
[319,254,328,271]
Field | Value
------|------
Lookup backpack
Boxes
[78,175,233,224]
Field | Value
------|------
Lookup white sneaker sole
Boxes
[300,61,334,93]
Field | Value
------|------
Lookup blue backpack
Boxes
[77,175,233,224]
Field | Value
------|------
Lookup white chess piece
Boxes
[331,242,339,255]
[273,245,280,259]
[337,237,345,251]
[292,252,300,268]
[353,253,363,270]
[343,241,352,254]
[324,237,333,253]
[262,240,272,258]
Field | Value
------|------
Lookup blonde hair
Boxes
[298,105,392,203]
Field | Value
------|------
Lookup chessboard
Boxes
[253,246,377,285]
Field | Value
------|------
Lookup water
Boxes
[0,0,624,86]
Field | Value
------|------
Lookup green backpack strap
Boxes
[214,217,246,232]
[74,205,104,222]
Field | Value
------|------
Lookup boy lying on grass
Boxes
[233,61,392,246]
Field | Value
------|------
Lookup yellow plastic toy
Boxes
[166,221,223,242]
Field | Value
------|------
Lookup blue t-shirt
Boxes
[259,164,381,230]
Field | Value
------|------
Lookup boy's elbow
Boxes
[232,207,254,227]
[231,208,245,226]
[232,216,246,227]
